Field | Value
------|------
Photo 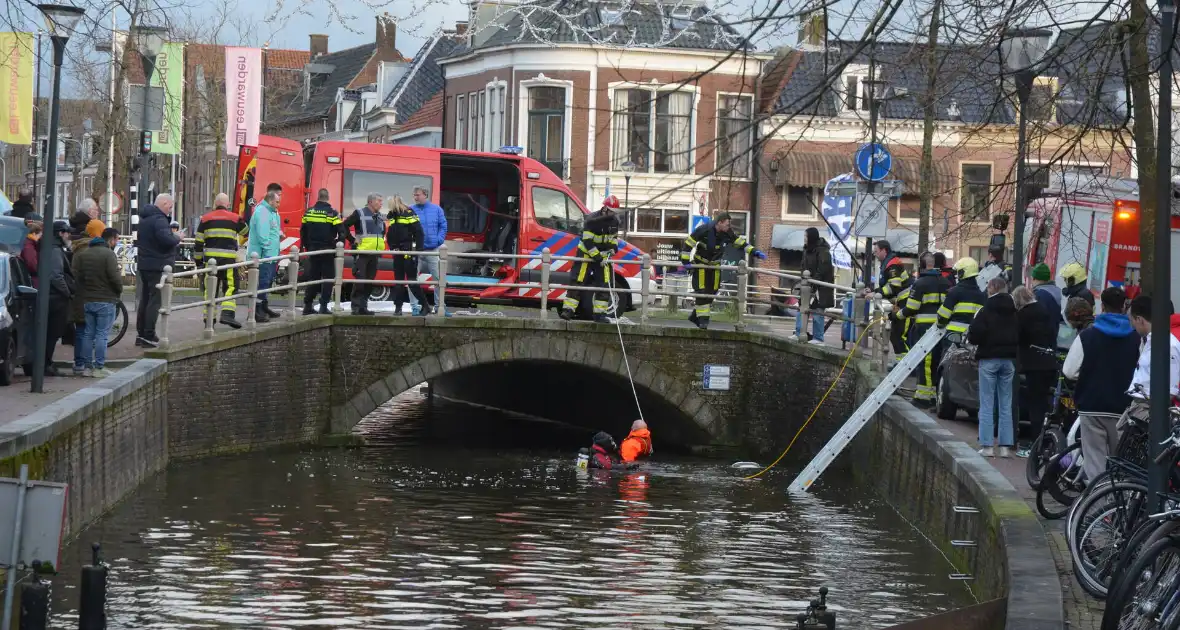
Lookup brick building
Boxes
[437,0,771,260]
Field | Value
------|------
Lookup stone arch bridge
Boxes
[147,316,866,459]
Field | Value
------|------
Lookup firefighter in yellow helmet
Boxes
[937,257,986,334]
[1060,262,1095,311]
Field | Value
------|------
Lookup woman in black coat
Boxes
[1013,285,1059,444]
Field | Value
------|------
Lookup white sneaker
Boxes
[807,339,825,346]
[978,447,995,458]
[91,368,114,379]
[998,446,1012,459]
[786,334,800,342]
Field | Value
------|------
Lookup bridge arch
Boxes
[331,335,725,443]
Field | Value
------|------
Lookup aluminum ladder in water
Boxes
[788,325,946,493]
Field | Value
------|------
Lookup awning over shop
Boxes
[774,151,956,194]
[770,224,921,254]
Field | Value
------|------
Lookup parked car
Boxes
[934,331,1047,429]
[0,216,37,385]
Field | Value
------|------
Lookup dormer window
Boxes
[840,65,871,114]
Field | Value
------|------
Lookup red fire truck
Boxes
[233,136,647,312]
[1024,172,1180,301]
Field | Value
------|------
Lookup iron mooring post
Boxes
[78,543,107,630]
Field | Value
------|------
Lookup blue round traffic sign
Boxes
[855,143,892,182]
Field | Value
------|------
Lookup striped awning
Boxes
[774,151,956,194]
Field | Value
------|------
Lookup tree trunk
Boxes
[1129,0,1157,293]
[918,0,941,255]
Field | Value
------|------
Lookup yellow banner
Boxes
[0,32,34,145]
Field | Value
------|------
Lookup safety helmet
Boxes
[953,256,980,280]
[1061,262,1087,286]
[602,195,620,210]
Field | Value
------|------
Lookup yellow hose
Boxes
[743,317,883,480]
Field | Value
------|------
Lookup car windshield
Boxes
[0,217,28,252]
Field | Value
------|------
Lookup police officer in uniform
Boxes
[937,257,986,335]
[194,193,249,328]
[872,240,913,363]
[342,193,387,315]
[680,212,766,330]
[903,252,951,407]
[560,195,622,323]
[299,188,343,314]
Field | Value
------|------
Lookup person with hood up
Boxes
[135,193,182,347]
[1062,287,1139,482]
[1060,262,1095,311]
[620,419,654,463]
[792,227,834,344]
[968,277,1020,457]
[1030,263,1063,332]
[40,221,76,377]
[589,432,618,469]
[1012,286,1059,448]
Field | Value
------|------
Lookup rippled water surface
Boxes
[50,390,974,628]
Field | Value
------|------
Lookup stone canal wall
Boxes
[0,360,168,538]
[850,369,1063,630]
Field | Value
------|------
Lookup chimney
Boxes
[376,14,398,60]
[309,34,328,58]
[455,21,469,35]
[797,12,825,47]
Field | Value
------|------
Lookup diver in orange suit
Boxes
[619,420,653,463]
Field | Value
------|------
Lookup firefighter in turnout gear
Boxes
[937,257,986,334]
[300,188,344,315]
[680,212,766,330]
[560,195,622,323]
[903,252,952,407]
[194,193,249,329]
[873,240,914,363]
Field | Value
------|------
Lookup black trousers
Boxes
[352,256,377,312]
[45,297,69,369]
[562,259,607,316]
[907,322,942,401]
[691,266,722,317]
[391,254,426,307]
[890,309,909,358]
[303,252,335,309]
[1022,369,1057,439]
[210,263,239,315]
[136,269,163,338]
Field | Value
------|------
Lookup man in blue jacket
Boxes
[248,183,283,322]
[135,193,183,347]
[409,185,446,315]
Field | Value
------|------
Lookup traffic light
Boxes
[140,130,152,154]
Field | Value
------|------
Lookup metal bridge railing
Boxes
[152,243,891,365]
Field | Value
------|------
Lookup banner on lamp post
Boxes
[225,47,262,157]
[151,42,184,155]
[0,32,34,145]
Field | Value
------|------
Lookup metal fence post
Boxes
[879,300,892,372]
[333,242,345,313]
[540,247,551,319]
[287,247,301,318]
[436,245,448,316]
[736,259,748,328]
[157,266,174,348]
[245,253,260,329]
[203,258,217,339]
[852,282,866,349]
[640,254,651,325]
[799,270,812,340]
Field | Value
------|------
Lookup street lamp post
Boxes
[29,2,84,395]
[132,25,167,212]
[1000,28,1052,287]
[621,160,636,239]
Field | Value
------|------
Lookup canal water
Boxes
[49,388,974,628]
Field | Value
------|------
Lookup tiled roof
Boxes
[456,0,744,53]
[383,34,464,125]
[397,92,445,132]
[271,42,379,124]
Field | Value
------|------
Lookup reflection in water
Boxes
[50,389,973,628]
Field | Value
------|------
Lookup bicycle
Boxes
[1037,414,1086,520]
[1027,374,1076,490]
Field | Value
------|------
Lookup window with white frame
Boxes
[960,163,993,222]
[486,82,506,149]
[477,91,486,151]
[527,86,566,178]
[840,66,870,114]
[628,207,691,235]
[726,210,749,236]
[456,95,467,150]
[716,95,753,178]
[895,197,919,222]
[783,185,817,217]
[468,92,478,150]
[611,87,693,173]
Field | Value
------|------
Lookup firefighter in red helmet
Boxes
[561,195,621,322]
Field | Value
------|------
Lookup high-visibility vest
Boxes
[355,209,386,251]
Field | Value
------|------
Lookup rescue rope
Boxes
[607,263,645,422]
[742,316,882,480]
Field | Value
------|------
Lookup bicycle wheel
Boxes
[1027,426,1065,491]
[1069,481,1149,599]
[1104,536,1180,630]
[108,301,129,348]
[1037,447,1081,520]
[1048,445,1086,508]
[1103,521,1180,630]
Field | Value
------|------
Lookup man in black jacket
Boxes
[561,196,621,323]
[40,221,75,376]
[968,277,1021,457]
[10,188,34,219]
[135,193,182,347]
[299,188,343,314]
[903,252,951,406]
[794,226,834,344]
[680,212,766,329]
